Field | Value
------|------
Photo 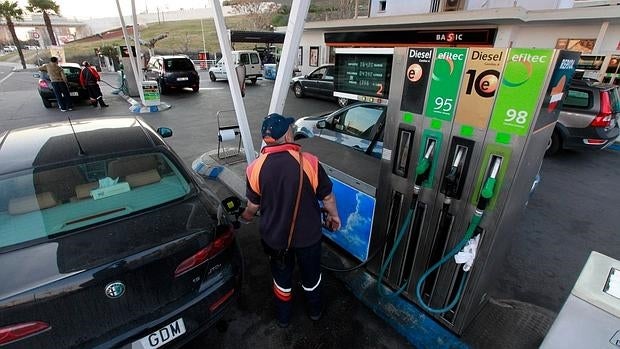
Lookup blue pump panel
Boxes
[322,177,375,262]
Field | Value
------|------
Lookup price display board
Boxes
[489,48,554,136]
[424,48,468,121]
[334,49,393,105]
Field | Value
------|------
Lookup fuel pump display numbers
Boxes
[334,53,393,100]
[489,49,554,136]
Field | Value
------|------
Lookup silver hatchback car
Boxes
[293,103,387,158]
[547,79,620,156]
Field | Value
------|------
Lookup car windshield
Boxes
[164,58,195,71]
[63,67,81,83]
[0,153,191,249]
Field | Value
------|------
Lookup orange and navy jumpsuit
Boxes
[246,143,333,324]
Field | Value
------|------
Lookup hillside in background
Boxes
[52,1,369,65]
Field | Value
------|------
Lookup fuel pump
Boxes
[366,47,580,334]
[415,155,501,313]
[377,139,436,296]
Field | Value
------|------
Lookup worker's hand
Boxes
[325,214,341,232]
[240,208,255,223]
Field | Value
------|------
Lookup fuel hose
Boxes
[375,149,434,296]
[414,158,500,314]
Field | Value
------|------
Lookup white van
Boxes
[208,50,263,84]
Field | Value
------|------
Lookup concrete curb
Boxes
[118,92,171,113]
[192,151,246,199]
[333,265,469,349]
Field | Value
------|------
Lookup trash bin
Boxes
[264,64,277,80]
[141,81,160,106]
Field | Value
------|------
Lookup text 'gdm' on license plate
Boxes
[132,318,186,349]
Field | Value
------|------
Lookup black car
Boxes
[144,55,200,94]
[0,117,242,348]
[35,63,89,108]
[548,79,620,155]
[291,64,351,107]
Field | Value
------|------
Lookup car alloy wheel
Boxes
[294,83,304,98]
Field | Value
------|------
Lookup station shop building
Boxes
[294,5,620,84]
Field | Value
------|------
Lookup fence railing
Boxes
[192,59,218,70]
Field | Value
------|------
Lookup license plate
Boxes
[70,92,78,96]
[177,77,189,81]
[132,318,186,349]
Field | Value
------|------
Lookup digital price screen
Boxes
[334,51,393,104]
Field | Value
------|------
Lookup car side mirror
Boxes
[156,127,173,138]
[316,120,327,129]
[32,73,41,78]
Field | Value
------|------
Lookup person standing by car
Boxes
[79,61,109,108]
[39,56,73,111]
[241,113,341,328]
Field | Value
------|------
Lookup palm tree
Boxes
[0,1,26,69]
[27,0,60,46]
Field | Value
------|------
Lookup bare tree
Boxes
[231,0,278,31]
[140,32,169,57]
[177,32,194,54]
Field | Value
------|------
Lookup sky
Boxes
[17,0,214,19]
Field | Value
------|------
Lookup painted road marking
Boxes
[0,72,14,85]
[199,87,225,90]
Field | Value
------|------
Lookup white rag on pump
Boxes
[454,234,481,272]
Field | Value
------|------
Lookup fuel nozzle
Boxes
[444,146,466,199]
[476,156,502,212]
[414,139,436,188]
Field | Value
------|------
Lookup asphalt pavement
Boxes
[1,68,619,348]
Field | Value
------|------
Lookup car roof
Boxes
[153,55,191,60]
[0,117,161,175]
[571,79,619,91]
[60,63,81,69]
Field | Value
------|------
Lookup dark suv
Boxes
[145,55,200,94]
[547,79,620,155]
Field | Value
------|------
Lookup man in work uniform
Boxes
[79,61,109,108]
[241,113,341,328]
[39,56,73,112]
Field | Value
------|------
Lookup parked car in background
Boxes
[547,79,620,155]
[34,63,89,108]
[293,103,387,158]
[208,50,263,84]
[291,64,351,107]
[144,55,200,94]
[0,117,242,348]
